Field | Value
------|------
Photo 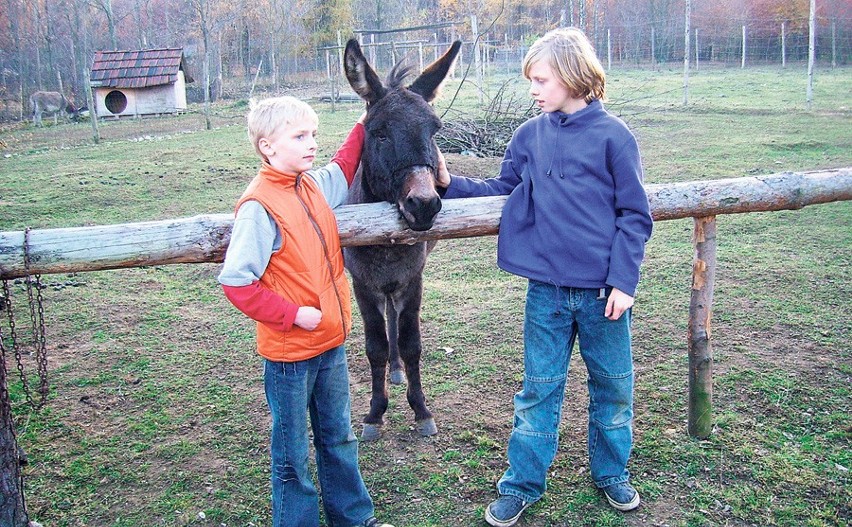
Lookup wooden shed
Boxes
[90,48,193,118]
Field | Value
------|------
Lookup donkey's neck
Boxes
[347,168,382,205]
[358,168,386,203]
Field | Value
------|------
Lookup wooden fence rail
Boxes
[1,168,850,280]
[0,167,849,438]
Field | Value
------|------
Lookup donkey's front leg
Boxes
[385,299,406,385]
[397,279,437,437]
[353,283,390,441]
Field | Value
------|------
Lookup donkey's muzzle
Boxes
[398,166,442,231]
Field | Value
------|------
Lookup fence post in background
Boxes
[688,215,717,439]
[695,28,699,71]
[83,67,99,144]
[324,49,330,79]
[742,25,746,68]
[434,33,439,62]
[472,15,483,104]
[831,20,836,68]
[782,21,787,68]
[248,58,263,99]
[324,50,336,112]
[683,0,691,106]
[607,28,612,70]
[807,0,815,109]
[337,30,344,100]
[504,33,510,75]
[651,27,656,67]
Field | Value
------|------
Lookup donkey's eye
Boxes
[374,132,387,142]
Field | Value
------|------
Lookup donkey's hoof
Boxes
[389,368,406,385]
[361,423,383,441]
[415,418,438,437]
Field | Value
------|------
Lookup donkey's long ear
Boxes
[408,40,462,102]
[344,38,386,105]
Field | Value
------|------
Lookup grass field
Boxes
[1,65,850,527]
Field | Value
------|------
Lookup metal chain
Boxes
[1,228,49,410]
[3,278,36,408]
[23,228,49,407]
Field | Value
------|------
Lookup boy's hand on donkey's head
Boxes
[435,150,450,188]
[295,306,322,331]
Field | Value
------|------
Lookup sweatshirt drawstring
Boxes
[546,115,568,178]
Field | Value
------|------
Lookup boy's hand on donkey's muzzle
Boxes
[435,150,450,188]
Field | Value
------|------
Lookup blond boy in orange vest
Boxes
[218,97,392,527]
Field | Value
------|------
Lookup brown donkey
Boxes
[343,38,461,440]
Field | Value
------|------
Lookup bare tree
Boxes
[31,0,45,90]
[187,0,213,128]
[89,0,118,50]
[63,0,92,98]
[132,0,151,48]
[5,0,28,119]
[187,0,232,128]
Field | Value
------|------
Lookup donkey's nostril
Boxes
[429,196,442,215]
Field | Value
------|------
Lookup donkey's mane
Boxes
[386,61,415,89]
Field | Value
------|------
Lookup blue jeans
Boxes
[264,345,374,527]
[497,280,635,503]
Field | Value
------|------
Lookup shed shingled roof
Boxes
[90,48,193,89]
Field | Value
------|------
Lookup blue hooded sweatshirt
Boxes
[443,99,653,296]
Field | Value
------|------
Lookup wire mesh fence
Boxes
[486,16,851,70]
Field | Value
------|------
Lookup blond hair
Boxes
[522,27,606,102]
[246,96,318,159]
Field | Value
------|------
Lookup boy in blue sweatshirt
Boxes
[436,27,653,526]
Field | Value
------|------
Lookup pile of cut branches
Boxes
[437,81,538,157]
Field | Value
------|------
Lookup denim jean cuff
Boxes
[594,474,630,489]
[495,486,540,505]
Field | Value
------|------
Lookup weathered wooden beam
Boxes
[646,168,852,220]
[0,359,27,527]
[0,168,849,279]
[688,216,717,439]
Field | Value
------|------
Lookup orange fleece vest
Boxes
[237,163,351,362]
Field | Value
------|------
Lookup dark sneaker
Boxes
[485,495,529,527]
[602,482,640,511]
[363,518,394,527]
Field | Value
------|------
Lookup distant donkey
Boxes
[343,38,461,441]
[30,91,78,126]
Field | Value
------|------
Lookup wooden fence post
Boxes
[1,358,28,527]
[688,216,717,439]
